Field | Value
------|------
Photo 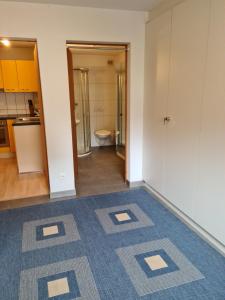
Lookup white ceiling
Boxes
[4,0,164,11]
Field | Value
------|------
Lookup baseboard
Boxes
[116,151,125,160]
[143,183,225,257]
[127,180,145,188]
[50,189,76,201]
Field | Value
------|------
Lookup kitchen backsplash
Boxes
[0,92,38,115]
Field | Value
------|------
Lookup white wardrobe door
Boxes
[143,11,172,191]
[194,0,225,245]
[163,0,210,214]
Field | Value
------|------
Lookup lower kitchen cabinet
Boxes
[7,119,16,153]
[0,63,3,90]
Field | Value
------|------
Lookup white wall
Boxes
[0,1,145,193]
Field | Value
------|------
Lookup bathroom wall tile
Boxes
[0,93,7,109]
[89,100,95,116]
[94,71,105,83]
[94,101,104,114]
[88,71,96,84]
[94,84,105,100]
[74,53,118,147]
[89,84,95,101]
[104,100,116,116]
[96,70,115,84]
[103,115,116,131]
[6,93,16,109]
[96,117,104,130]
[104,84,117,100]
[90,116,96,131]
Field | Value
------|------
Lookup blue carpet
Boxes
[0,188,224,299]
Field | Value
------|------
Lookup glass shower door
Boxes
[116,71,126,159]
[74,68,91,157]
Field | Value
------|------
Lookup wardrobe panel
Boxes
[143,11,172,191]
[163,0,210,213]
[194,0,225,245]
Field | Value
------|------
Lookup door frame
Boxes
[66,41,129,184]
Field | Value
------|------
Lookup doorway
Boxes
[0,38,49,202]
[67,42,128,196]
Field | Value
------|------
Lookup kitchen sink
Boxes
[14,116,41,126]
[16,117,40,122]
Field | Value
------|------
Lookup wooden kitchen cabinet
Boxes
[1,60,19,92]
[0,60,38,92]
[16,60,38,92]
[7,119,16,153]
[0,63,3,89]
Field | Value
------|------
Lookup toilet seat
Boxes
[95,129,111,138]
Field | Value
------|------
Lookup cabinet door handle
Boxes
[164,116,171,124]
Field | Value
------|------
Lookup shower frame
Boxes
[74,67,92,157]
[66,41,128,184]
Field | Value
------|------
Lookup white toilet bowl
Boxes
[95,129,112,145]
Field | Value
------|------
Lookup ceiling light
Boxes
[1,39,10,46]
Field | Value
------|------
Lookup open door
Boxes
[67,48,78,178]
[33,43,49,186]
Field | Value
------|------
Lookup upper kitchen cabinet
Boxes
[16,60,38,92]
[1,60,19,92]
[0,60,38,92]
[0,63,3,89]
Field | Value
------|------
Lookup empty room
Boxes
[0,0,224,299]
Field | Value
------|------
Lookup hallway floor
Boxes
[1,189,224,299]
[76,146,129,196]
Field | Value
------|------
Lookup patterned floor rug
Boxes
[0,188,224,299]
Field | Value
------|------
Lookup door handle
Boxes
[164,116,171,124]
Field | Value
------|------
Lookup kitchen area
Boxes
[0,39,49,202]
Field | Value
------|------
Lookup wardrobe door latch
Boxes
[163,116,171,124]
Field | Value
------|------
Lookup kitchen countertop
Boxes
[13,121,40,126]
[0,114,31,120]
[12,116,40,126]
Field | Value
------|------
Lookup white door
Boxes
[163,0,210,214]
[143,11,172,192]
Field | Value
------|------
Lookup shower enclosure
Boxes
[116,71,126,159]
[74,68,91,157]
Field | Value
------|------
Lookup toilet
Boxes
[95,129,112,146]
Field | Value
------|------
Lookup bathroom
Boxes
[68,44,127,196]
